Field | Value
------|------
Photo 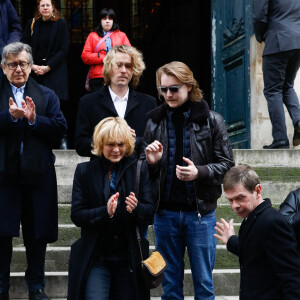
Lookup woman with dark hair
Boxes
[22,0,69,149]
[81,8,131,92]
[68,117,154,300]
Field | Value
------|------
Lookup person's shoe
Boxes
[0,291,9,300]
[263,140,289,149]
[293,123,300,146]
[29,289,50,300]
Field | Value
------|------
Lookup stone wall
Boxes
[250,35,300,149]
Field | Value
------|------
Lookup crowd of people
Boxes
[1,0,300,300]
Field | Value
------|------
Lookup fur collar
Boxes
[147,99,210,125]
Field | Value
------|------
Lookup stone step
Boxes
[10,246,239,272]
[12,149,294,299]
[55,203,245,225]
[233,149,300,167]
[55,201,279,226]
[57,180,300,204]
[53,149,300,168]
[8,270,240,298]
[12,223,241,247]
[53,150,300,204]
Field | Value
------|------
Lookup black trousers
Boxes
[263,49,300,142]
[0,188,47,292]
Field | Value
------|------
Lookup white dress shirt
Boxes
[108,86,129,119]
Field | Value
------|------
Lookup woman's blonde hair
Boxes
[91,117,135,157]
[156,61,203,102]
[103,45,145,89]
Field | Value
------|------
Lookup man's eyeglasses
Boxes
[158,84,184,94]
[6,62,30,70]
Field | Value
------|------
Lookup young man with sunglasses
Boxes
[143,61,234,300]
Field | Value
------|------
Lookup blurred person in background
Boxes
[81,8,131,93]
[22,0,69,149]
[0,0,22,79]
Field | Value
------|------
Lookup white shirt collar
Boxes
[108,86,129,103]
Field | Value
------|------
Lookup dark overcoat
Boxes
[227,198,300,299]
[0,76,67,242]
[74,86,156,158]
[0,0,22,55]
[68,156,154,300]
[21,18,69,100]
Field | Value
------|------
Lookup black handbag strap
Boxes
[135,159,142,199]
[135,160,144,261]
[135,160,158,262]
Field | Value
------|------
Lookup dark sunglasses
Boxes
[158,84,184,94]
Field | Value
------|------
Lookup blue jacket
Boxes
[0,0,21,55]
[253,0,300,55]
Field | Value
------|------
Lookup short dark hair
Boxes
[223,165,260,194]
[96,8,119,37]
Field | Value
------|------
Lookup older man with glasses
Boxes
[0,42,67,300]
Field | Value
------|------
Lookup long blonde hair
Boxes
[103,45,145,89]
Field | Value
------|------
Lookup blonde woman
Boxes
[21,0,69,149]
[68,117,154,300]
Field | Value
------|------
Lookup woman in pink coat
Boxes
[81,8,131,92]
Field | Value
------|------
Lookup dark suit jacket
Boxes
[227,198,300,299]
[253,0,300,55]
[74,85,156,158]
[22,18,69,100]
[68,157,154,300]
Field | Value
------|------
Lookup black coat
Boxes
[280,188,300,247]
[22,18,69,100]
[0,76,67,241]
[68,156,154,300]
[253,0,300,55]
[74,86,156,158]
[142,100,234,215]
[227,199,300,300]
[0,0,22,55]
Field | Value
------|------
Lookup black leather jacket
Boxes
[280,188,300,246]
[142,100,235,216]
